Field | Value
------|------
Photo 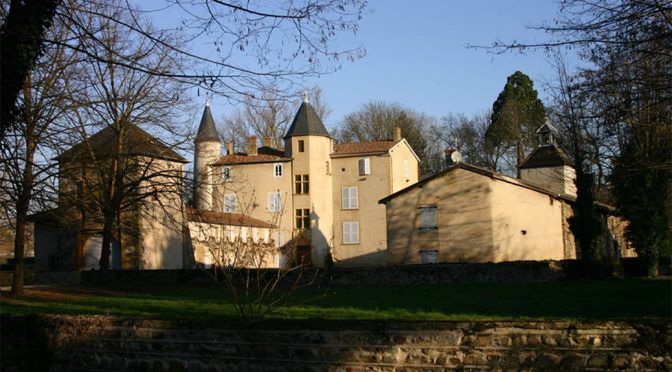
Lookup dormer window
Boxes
[274,163,283,177]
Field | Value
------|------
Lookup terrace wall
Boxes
[2,315,670,371]
[1,258,669,288]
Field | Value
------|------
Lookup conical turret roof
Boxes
[196,104,220,143]
[283,101,330,139]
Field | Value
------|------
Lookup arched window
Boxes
[274,163,283,177]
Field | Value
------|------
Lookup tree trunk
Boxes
[99,213,114,270]
[11,211,27,295]
[12,77,37,295]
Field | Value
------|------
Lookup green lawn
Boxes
[1,278,670,321]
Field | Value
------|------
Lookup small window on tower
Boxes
[274,163,283,177]
[298,140,305,152]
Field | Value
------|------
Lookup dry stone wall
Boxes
[2,315,670,371]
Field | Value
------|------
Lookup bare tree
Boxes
[0,19,78,294]
[435,111,494,170]
[191,188,315,320]
[1,0,366,142]
[59,2,192,271]
[219,85,332,151]
[336,101,437,174]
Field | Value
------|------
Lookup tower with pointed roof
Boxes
[283,98,334,265]
[208,95,420,268]
[194,101,221,210]
[519,119,577,196]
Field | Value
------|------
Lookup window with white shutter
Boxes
[359,158,371,175]
[341,187,358,209]
[223,194,237,212]
[343,221,359,244]
[268,192,281,212]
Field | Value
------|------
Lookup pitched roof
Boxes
[57,124,187,163]
[187,208,274,228]
[379,162,578,204]
[196,105,221,143]
[283,101,330,139]
[212,145,290,165]
[519,144,572,169]
[332,140,399,156]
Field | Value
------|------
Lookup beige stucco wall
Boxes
[331,155,389,266]
[386,167,572,265]
[520,165,577,197]
[137,157,185,269]
[389,140,420,193]
[194,141,221,210]
[489,177,566,262]
[386,169,495,265]
[330,141,419,267]
[212,160,293,257]
[288,135,334,267]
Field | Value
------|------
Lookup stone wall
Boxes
[78,259,671,287]
[0,270,81,287]
[2,315,670,371]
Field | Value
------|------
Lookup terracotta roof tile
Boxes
[212,152,290,165]
[332,140,399,156]
[187,208,274,228]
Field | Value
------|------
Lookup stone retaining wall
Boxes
[2,315,670,371]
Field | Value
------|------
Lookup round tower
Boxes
[194,101,221,210]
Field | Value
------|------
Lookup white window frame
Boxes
[342,221,359,244]
[268,192,281,212]
[223,193,237,212]
[403,160,409,178]
[274,163,283,177]
[341,186,359,209]
[359,158,371,175]
[418,205,438,230]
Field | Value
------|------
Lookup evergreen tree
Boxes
[486,71,546,175]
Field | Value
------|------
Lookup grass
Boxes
[1,278,670,321]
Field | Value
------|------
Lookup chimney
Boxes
[247,136,258,156]
[225,142,234,155]
[393,127,402,142]
[445,147,462,167]
[262,136,273,148]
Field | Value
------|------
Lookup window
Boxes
[342,186,358,209]
[420,249,438,264]
[359,158,371,175]
[295,174,309,194]
[295,208,310,229]
[268,192,281,212]
[222,166,232,182]
[298,140,305,152]
[343,221,359,244]
[224,194,237,212]
[403,160,409,178]
[418,205,438,230]
[274,163,283,177]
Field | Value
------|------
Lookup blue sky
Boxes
[192,1,569,130]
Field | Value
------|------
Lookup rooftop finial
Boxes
[205,94,210,107]
[303,89,308,103]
